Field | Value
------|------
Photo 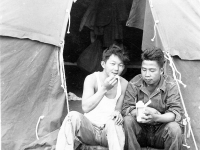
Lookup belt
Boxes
[92,123,106,130]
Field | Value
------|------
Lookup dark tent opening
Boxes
[63,0,143,114]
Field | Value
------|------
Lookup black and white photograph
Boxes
[1,0,200,150]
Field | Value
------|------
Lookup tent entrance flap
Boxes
[1,36,67,150]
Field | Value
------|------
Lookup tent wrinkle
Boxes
[1,36,67,150]
[0,0,75,47]
[142,0,200,60]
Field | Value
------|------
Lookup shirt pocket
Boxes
[150,92,166,113]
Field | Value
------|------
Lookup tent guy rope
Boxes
[58,0,77,116]
[164,51,198,150]
[149,0,198,149]
[151,20,159,42]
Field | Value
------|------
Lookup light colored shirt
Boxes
[84,72,121,126]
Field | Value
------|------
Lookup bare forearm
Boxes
[82,87,107,113]
[154,112,175,123]
[115,97,124,112]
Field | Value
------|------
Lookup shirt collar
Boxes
[157,75,166,92]
[137,74,167,92]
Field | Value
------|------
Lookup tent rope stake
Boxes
[164,51,198,150]
[151,20,159,42]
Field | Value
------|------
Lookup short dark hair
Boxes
[141,47,165,68]
[102,44,129,64]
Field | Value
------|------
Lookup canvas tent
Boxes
[1,0,200,150]
[0,0,75,149]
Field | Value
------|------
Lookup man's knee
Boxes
[106,119,124,133]
[124,115,137,128]
[67,111,82,124]
[165,122,182,137]
[106,119,115,127]
[106,119,122,129]
[106,119,125,142]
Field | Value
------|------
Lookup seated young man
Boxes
[56,44,129,150]
[122,48,184,150]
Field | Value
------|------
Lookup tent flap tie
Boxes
[182,118,191,149]
[66,9,71,34]
[59,40,70,113]
[164,51,186,87]
[65,114,75,145]
[35,115,45,140]
[66,0,77,34]
[149,0,153,8]
[164,51,198,150]
[151,20,159,42]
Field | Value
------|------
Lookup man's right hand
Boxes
[102,75,118,91]
[140,107,161,123]
[130,109,137,117]
[144,107,161,115]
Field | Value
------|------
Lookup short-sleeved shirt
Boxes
[122,74,184,123]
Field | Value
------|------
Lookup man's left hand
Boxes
[111,110,123,125]
[140,107,161,124]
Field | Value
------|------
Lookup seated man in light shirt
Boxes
[56,44,129,150]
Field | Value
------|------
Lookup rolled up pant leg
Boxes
[103,119,125,150]
[124,115,182,150]
[154,122,182,150]
[56,111,97,150]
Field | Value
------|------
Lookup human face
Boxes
[102,54,124,77]
[141,60,163,86]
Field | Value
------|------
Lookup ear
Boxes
[101,61,105,69]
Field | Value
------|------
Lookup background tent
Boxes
[0,0,76,149]
[140,0,200,149]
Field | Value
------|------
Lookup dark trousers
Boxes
[123,115,182,150]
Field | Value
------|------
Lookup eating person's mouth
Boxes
[145,79,152,83]
[112,73,118,76]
